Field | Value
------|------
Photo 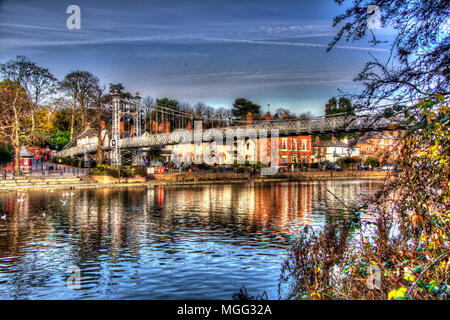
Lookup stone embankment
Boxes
[0,170,389,191]
[148,170,388,183]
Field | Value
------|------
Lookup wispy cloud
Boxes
[195,37,390,53]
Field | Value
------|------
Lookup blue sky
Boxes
[0,0,394,115]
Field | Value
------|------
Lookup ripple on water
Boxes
[0,180,381,299]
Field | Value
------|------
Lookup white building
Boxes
[312,137,360,163]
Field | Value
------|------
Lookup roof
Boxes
[313,140,354,148]
[76,128,96,140]
[19,146,34,157]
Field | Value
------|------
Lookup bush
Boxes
[336,157,357,169]
[279,98,449,300]
[363,156,380,168]
[0,144,13,165]
[93,164,135,178]
[54,156,82,168]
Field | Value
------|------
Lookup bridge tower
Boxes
[132,92,143,165]
[111,91,121,166]
[110,90,143,166]
[133,92,142,137]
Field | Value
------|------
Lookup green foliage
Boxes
[55,156,82,167]
[336,157,358,169]
[147,147,163,162]
[323,97,356,140]
[280,97,450,300]
[0,144,13,164]
[232,98,261,121]
[93,164,135,178]
[325,97,354,116]
[49,129,71,150]
[156,98,180,111]
[363,156,379,168]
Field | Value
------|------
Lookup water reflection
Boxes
[0,180,380,299]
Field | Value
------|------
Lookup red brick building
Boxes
[250,112,312,165]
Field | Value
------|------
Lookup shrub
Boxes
[93,164,135,178]
[279,98,449,300]
[363,156,380,168]
[0,144,13,165]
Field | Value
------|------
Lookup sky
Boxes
[0,0,394,115]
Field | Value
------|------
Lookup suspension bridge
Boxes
[55,92,406,162]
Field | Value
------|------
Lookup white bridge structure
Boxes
[56,95,405,163]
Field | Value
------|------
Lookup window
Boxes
[293,139,298,151]
[282,156,287,164]
[301,139,307,151]
[281,138,287,150]
[292,155,298,163]
[302,157,307,164]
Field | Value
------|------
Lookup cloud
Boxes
[195,37,390,53]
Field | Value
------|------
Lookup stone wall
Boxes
[147,170,387,182]
[148,172,251,182]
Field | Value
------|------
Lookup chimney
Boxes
[331,135,337,144]
[246,112,253,127]
[315,136,320,145]
[342,136,348,144]
[265,112,271,122]
[164,118,170,133]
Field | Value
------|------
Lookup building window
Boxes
[282,139,287,150]
[302,157,307,164]
[301,139,307,151]
[293,139,297,151]
[282,156,287,164]
[292,155,298,163]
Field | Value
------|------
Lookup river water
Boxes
[0,180,381,299]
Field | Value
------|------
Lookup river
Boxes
[0,180,381,299]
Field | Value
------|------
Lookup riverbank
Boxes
[0,170,389,192]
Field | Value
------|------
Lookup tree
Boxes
[325,97,354,116]
[109,83,132,99]
[298,111,313,120]
[328,0,449,106]
[48,129,71,150]
[325,97,337,116]
[59,71,100,140]
[0,80,33,172]
[363,156,379,168]
[156,98,178,110]
[231,98,261,121]
[280,0,449,300]
[0,144,13,165]
[273,108,296,120]
[91,85,109,165]
[142,96,155,132]
[323,97,355,140]
[0,56,56,136]
[147,147,163,162]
